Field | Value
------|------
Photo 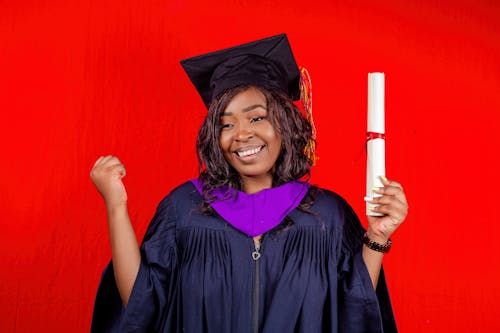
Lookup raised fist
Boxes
[90,155,128,209]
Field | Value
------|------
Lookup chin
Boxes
[236,168,273,179]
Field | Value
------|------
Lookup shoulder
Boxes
[147,180,201,229]
[304,185,362,230]
[309,185,350,216]
[156,180,203,212]
[142,180,203,244]
[313,185,365,241]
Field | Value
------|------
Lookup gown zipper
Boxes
[252,239,262,333]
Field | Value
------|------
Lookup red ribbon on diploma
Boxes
[366,132,386,141]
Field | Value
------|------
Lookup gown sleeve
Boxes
[337,199,398,333]
[91,195,179,333]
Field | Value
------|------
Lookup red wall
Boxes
[1,1,499,331]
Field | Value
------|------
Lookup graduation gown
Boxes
[91,181,397,332]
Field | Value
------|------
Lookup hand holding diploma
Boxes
[364,73,408,243]
[363,175,408,290]
[366,176,408,243]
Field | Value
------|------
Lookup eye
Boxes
[250,116,265,123]
[220,123,233,129]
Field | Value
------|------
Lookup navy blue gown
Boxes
[91,181,397,332]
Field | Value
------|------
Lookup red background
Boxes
[1,0,499,332]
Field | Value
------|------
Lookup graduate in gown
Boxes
[90,34,408,333]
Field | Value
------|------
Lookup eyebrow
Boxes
[243,104,267,112]
[221,104,267,116]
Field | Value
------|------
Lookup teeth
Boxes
[237,146,262,157]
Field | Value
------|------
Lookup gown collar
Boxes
[190,178,310,237]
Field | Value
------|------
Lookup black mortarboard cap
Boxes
[180,34,300,108]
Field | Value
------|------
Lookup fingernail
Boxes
[372,186,380,192]
[380,175,388,182]
[367,204,377,211]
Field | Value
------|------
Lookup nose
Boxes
[235,124,253,142]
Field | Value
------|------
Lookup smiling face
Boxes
[218,87,282,188]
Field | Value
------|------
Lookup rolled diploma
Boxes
[365,73,385,216]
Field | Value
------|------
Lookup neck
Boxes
[240,174,273,194]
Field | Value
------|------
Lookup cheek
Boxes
[262,123,279,139]
[273,139,282,157]
[218,133,231,151]
[266,129,282,152]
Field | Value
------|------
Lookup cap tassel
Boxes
[299,66,317,166]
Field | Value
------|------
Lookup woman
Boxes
[90,34,408,333]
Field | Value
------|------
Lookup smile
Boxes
[235,145,264,157]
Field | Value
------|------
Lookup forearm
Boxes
[362,245,384,290]
[361,231,386,290]
[106,203,141,306]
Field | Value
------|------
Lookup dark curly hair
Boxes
[196,85,316,213]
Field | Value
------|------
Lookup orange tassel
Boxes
[299,66,317,166]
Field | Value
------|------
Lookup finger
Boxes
[374,204,407,222]
[107,163,126,177]
[98,155,114,166]
[106,162,124,170]
[380,176,402,190]
[373,185,404,197]
[91,156,115,175]
[378,177,408,207]
[374,184,408,206]
[369,195,403,206]
[369,201,404,217]
[103,156,122,167]
[370,205,404,224]
[371,201,407,222]
[119,166,126,178]
[93,156,105,168]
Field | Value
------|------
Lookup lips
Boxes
[236,146,263,157]
[233,145,265,159]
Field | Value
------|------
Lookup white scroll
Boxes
[365,73,385,216]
